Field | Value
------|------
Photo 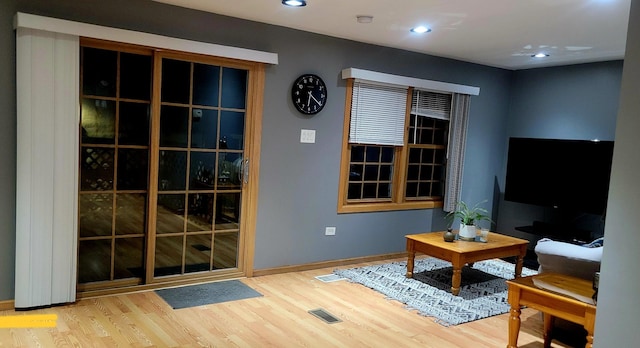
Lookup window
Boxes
[338,78,460,213]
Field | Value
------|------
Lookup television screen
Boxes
[504,137,614,215]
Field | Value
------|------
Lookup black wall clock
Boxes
[291,74,327,115]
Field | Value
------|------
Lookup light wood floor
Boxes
[0,257,579,347]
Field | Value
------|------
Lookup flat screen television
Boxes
[504,137,614,215]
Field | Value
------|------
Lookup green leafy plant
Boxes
[446,200,492,226]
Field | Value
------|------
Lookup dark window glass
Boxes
[220,111,245,150]
[120,53,152,100]
[160,105,189,148]
[158,150,187,191]
[221,67,247,109]
[117,148,149,190]
[82,47,116,97]
[378,183,391,198]
[193,63,220,107]
[161,59,191,104]
[119,102,150,146]
[365,146,380,162]
[347,183,362,200]
[381,147,394,163]
[191,109,218,149]
[78,239,112,283]
[351,146,365,162]
[362,183,378,199]
[364,165,379,181]
[189,152,217,189]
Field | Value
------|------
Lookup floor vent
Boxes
[315,274,346,283]
[308,308,342,324]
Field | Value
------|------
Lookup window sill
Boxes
[337,200,443,214]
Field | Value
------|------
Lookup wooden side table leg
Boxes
[543,313,555,348]
[507,305,521,348]
[584,306,596,348]
[506,287,521,348]
[451,266,462,296]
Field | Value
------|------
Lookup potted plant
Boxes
[446,200,492,241]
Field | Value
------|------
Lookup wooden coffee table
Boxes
[405,231,528,295]
[506,272,597,348]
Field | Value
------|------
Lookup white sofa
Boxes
[534,238,603,281]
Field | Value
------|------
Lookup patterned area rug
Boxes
[334,257,537,326]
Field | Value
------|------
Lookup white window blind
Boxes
[411,90,452,120]
[349,81,408,146]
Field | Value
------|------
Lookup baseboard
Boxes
[0,299,15,311]
[252,252,407,277]
[0,253,408,305]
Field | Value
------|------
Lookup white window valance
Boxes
[14,12,278,65]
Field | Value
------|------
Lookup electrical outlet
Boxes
[325,227,336,236]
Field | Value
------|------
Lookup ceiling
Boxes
[153,0,631,70]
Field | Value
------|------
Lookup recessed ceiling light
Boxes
[282,0,306,7]
[410,26,431,34]
[532,53,549,58]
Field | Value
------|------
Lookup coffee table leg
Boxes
[515,246,526,278]
[451,265,462,295]
[406,251,415,278]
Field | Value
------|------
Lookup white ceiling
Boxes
[153,0,631,70]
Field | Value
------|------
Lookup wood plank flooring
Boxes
[0,257,576,347]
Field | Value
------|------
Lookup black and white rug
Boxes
[334,257,537,326]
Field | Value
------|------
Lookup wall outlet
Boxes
[325,226,336,236]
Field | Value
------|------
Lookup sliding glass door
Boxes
[77,40,261,292]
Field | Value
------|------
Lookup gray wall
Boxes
[0,0,512,300]
[595,0,640,345]
[496,61,623,245]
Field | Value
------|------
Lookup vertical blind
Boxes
[349,81,408,146]
[15,27,79,308]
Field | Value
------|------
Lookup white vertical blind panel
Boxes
[15,28,78,308]
[349,82,408,146]
[411,90,452,120]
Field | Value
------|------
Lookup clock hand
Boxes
[309,92,322,105]
[307,91,311,107]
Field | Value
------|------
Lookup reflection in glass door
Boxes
[78,44,152,286]
[153,56,247,277]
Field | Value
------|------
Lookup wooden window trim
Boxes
[338,82,444,213]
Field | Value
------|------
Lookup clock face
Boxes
[291,74,327,115]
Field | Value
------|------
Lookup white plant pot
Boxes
[459,223,476,241]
